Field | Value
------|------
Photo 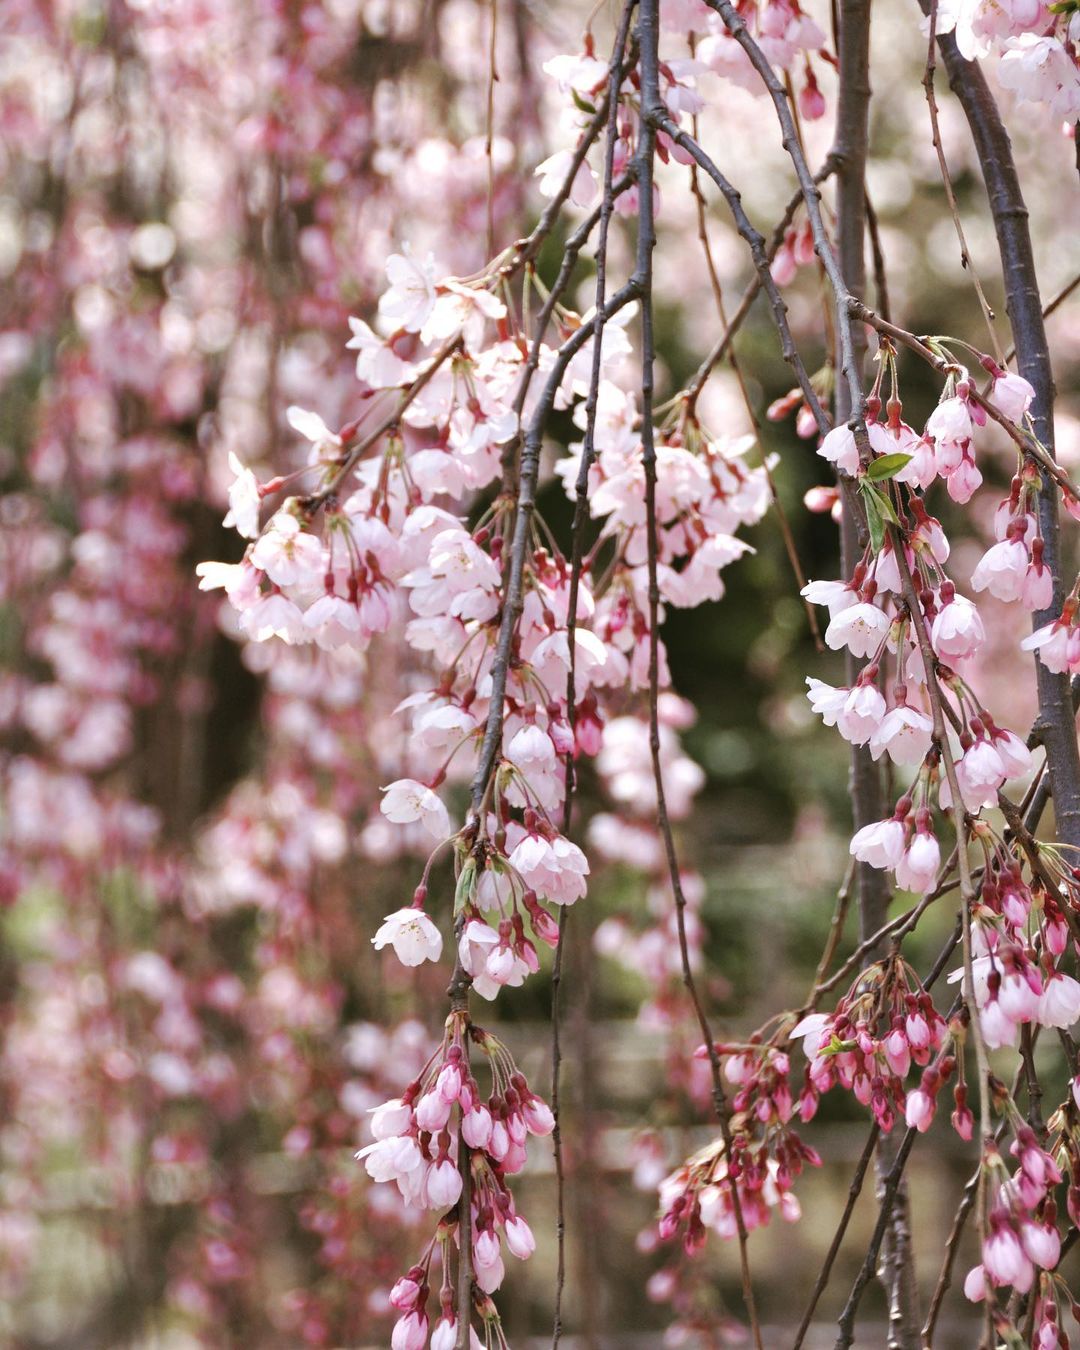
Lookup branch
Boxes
[647,112,828,434]
[639,4,765,1342]
[681,153,840,409]
[551,8,638,1343]
[702,0,867,421]
[929,23,1080,852]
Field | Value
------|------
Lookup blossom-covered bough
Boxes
[4,0,1080,1344]
[192,0,1080,1342]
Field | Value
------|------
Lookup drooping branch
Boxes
[646,112,828,434]
[681,153,840,409]
[638,4,765,1342]
[551,7,637,1343]
[929,25,1080,853]
[701,0,867,422]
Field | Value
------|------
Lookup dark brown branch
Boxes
[682,153,840,408]
[551,8,637,1343]
[791,1123,880,1349]
[638,4,764,1342]
[930,24,1080,852]
[646,111,828,435]
[702,0,866,421]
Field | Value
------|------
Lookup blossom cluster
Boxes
[358,1021,551,1347]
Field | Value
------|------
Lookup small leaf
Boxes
[454,857,476,916]
[866,452,912,481]
[857,479,886,553]
[874,485,901,526]
[571,90,597,115]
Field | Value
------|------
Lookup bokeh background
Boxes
[1,0,1078,1345]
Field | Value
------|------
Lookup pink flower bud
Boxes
[462,1104,493,1149]
[415,1089,452,1132]
[904,1088,934,1132]
[523,1095,555,1136]
[504,1214,536,1259]
[391,1311,428,1350]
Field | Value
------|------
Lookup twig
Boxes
[701,0,866,420]
[922,0,1003,362]
[303,335,461,511]
[792,1123,880,1349]
[1003,271,1080,365]
[685,149,823,650]
[928,22,1080,852]
[551,8,637,1344]
[681,154,840,409]
[638,4,764,1343]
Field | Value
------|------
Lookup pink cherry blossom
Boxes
[372,908,444,967]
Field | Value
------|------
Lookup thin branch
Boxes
[686,152,823,649]
[792,1123,880,1349]
[302,335,461,511]
[928,23,1080,853]
[922,0,1003,361]
[701,0,866,421]
[681,153,840,409]
[1003,270,1080,365]
[551,8,637,1344]
[639,4,764,1342]
[646,112,829,438]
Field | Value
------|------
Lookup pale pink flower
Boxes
[424,1157,463,1208]
[250,512,324,589]
[506,825,589,905]
[1020,1222,1061,1271]
[824,602,890,659]
[356,1134,422,1184]
[982,1221,1033,1290]
[222,451,262,539]
[963,1264,986,1303]
[370,1097,413,1140]
[800,578,857,618]
[372,907,443,967]
[818,424,859,476]
[790,1012,830,1059]
[849,817,906,869]
[928,596,988,664]
[1037,974,1080,1030]
[391,1310,429,1350]
[971,536,1028,602]
[1021,619,1074,674]
[869,703,934,767]
[462,1103,493,1148]
[926,395,972,448]
[414,1088,451,1132]
[504,1214,536,1259]
[895,828,940,894]
[286,406,342,462]
[956,737,1007,809]
[990,372,1035,423]
[346,317,416,387]
[378,248,437,332]
[946,453,982,504]
[904,1088,934,1132]
[998,34,1080,121]
[195,560,261,608]
[238,592,306,644]
[380,779,451,840]
[534,149,596,206]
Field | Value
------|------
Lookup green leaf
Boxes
[454,857,476,916]
[866,452,912,481]
[858,480,886,554]
[571,90,597,115]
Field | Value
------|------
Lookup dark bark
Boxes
[934,31,1080,851]
[834,4,920,1344]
